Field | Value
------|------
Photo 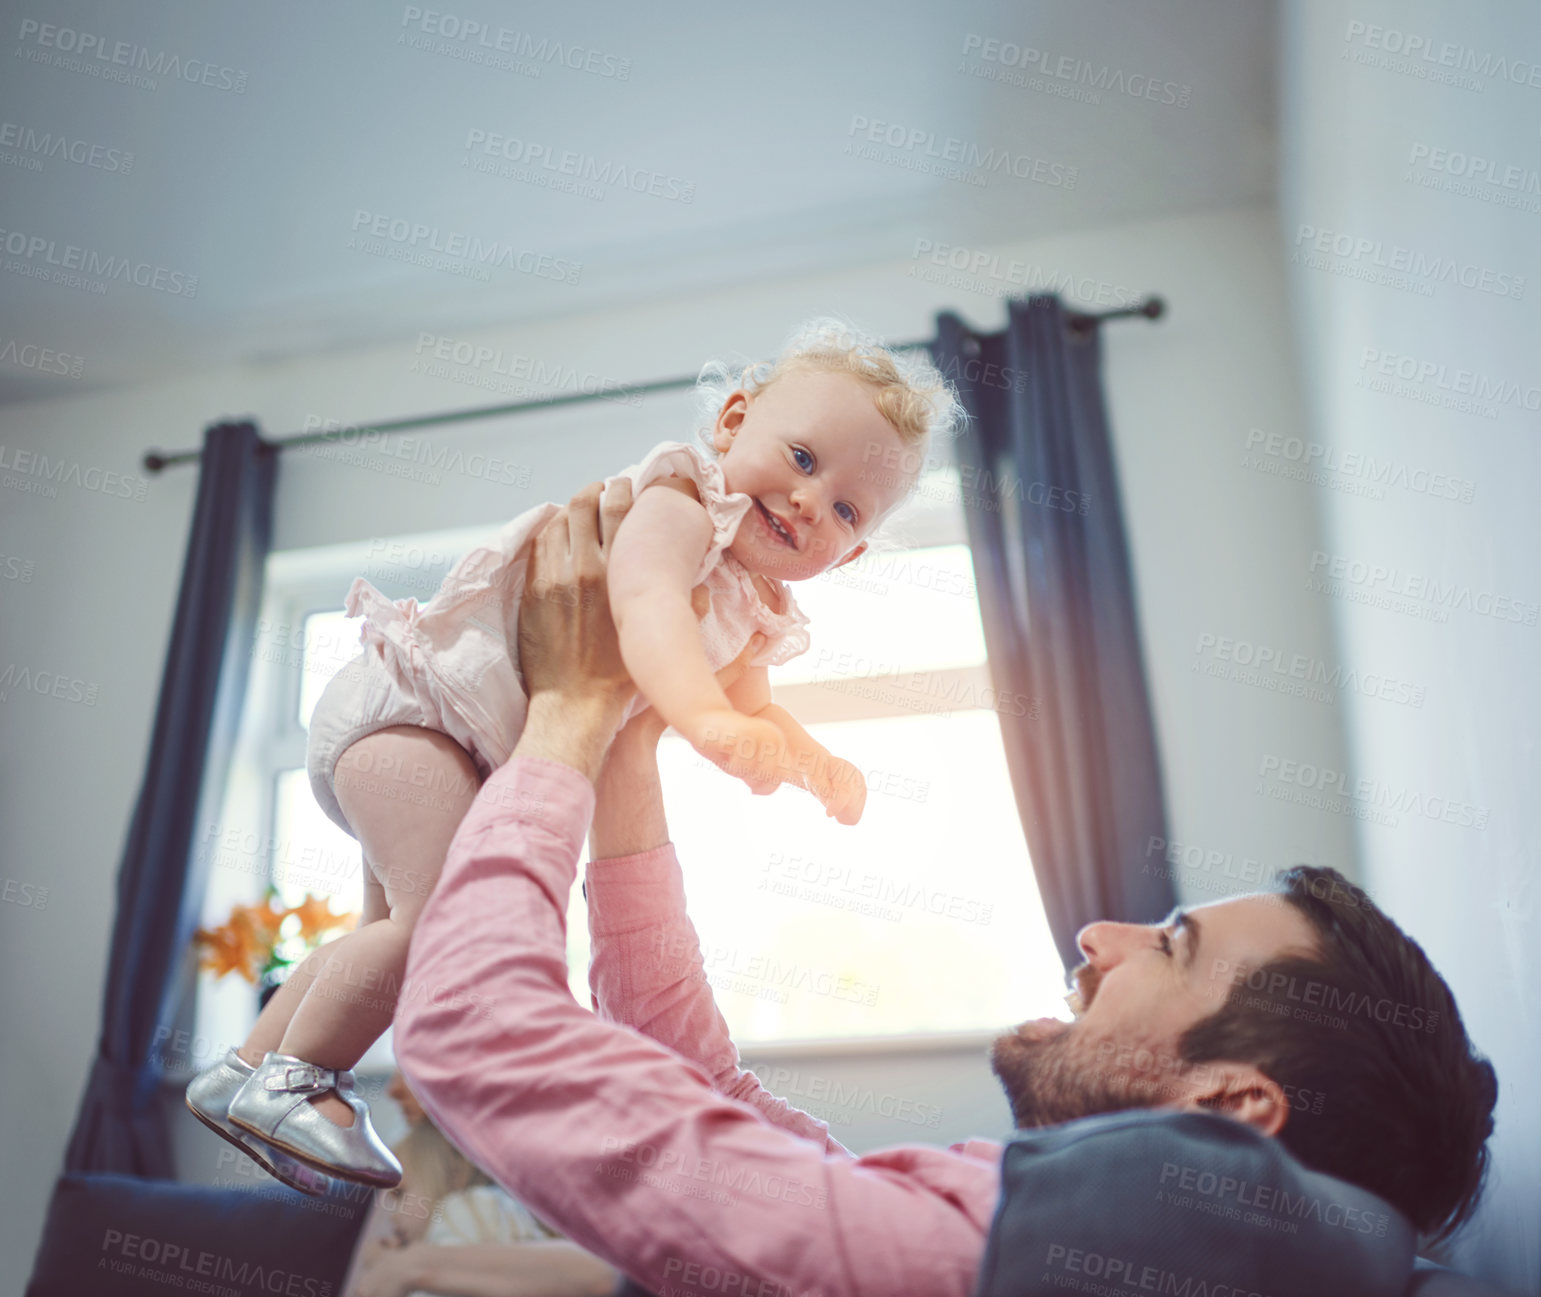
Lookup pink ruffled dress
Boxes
[305,441,812,835]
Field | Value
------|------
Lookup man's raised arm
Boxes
[392,482,1000,1297]
[586,699,851,1152]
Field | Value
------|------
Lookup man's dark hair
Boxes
[1177,865,1497,1243]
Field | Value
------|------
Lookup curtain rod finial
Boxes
[143,451,167,474]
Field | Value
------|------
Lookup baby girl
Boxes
[186,318,963,1195]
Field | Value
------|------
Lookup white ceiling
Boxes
[0,0,1275,407]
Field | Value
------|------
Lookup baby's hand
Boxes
[808,753,867,826]
[688,709,791,796]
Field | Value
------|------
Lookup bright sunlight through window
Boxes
[259,524,1068,1048]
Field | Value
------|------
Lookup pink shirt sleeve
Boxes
[584,843,851,1153]
[394,756,1003,1297]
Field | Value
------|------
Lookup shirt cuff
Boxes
[585,843,686,937]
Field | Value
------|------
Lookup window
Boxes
[194,457,1066,1059]
[656,474,1067,1043]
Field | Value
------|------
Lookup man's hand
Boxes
[520,479,635,706]
[513,480,637,784]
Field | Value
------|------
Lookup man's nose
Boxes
[1076,919,1146,969]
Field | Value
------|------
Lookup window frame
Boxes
[192,452,1053,1058]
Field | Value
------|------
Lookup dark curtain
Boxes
[61,420,275,1175]
[933,296,1174,970]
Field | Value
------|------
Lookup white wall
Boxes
[0,202,1346,1289]
[1280,2,1541,1289]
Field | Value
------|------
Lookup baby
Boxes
[186,318,964,1194]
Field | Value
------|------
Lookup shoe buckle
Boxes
[265,1063,334,1093]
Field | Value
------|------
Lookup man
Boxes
[394,483,1496,1297]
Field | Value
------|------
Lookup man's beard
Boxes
[988,1019,1162,1128]
[989,965,1170,1129]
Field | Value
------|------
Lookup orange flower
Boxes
[193,892,359,983]
[193,923,259,984]
[193,895,284,983]
[285,893,357,941]
[231,897,287,945]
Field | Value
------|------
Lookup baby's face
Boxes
[712,368,916,582]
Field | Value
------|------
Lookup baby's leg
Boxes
[244,725,480,1127]
[236,864,388,1068]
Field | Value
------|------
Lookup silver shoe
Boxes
[226,1051,402,1188]
[185,1049,332,1197]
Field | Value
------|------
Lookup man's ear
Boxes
[832,541,869,569]
[1178,1064,1290,1138]
[712,390,750,454]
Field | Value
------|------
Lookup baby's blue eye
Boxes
[792,446,814,472]
[835,502,857,524]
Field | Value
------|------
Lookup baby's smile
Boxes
[754,498,799,550]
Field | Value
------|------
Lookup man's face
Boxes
[990,894,1319,1128]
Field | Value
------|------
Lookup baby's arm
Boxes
[726,668,868,826]
[607,481,789,791]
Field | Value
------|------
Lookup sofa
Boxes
[26,1170,371,1297]
[30,1111,1516,1296]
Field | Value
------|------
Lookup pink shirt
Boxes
[395,757,1005,1297]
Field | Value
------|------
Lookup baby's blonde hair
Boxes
[693,316,966,479]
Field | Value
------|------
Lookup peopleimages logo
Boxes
[1292,224,1525,300]
[844,115,1078,189]
[462,129,695,203]
[15,18,249,93]
[0,338,84,377]
[598,1136,828,1209]
[1405,143,1541,216]
[1211,962,1440,1036]
[98,1229,332,1295]
[1359,347,1540,411]
[1356,347,1539,421]
[411,332,639,404]
[1192,632,1427,707]
[1342,20,1541,91]
[1158,1161,1392,1235]
[1257,754,1489,831]
[751,1065,945,1128]
[0,121,133,173]
[0,662,100,706]
[0,445,148,501]
[1307,550,1539,626]
[909,238,1140,308]
[1241,427,1475,504]
[347,210,581,284]
[398,6,631,79]
[0,226,198,297]
[958,34,1192,108]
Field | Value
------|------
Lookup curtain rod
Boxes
[142,296,1164,473]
